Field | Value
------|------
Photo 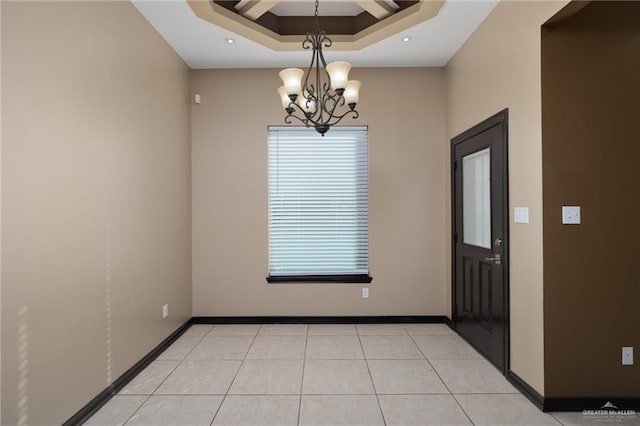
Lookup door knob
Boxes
[484,253,501,265]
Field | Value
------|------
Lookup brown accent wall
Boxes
[1,2,192,424]
[191,68,448,317]
[542,1,640,397]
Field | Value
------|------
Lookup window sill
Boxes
[267,274,373,284]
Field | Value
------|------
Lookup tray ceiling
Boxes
[132,0,499,69]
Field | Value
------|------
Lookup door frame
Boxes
[450,109,510,375]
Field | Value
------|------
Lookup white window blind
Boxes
[268,126,369,277]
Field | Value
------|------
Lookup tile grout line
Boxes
[448,391,477,425]
[160,324,214,362]
[297,325,310,426]
[122,324,213,425]
[209,324,263,426]
[120,394,153,425]
[549,413,566,426]
[206,358,231,424]
[407,331,477,426]
[356,325,388,426]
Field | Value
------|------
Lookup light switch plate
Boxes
[514,207,529,224]
[622,347,634,365]
[562,206,581,224]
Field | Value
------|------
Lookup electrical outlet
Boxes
[162,304,169,319]
[362,288,369,298]
[622,347,633,365]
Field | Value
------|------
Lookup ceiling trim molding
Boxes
[355,0,394,20]
[238,0,281,20]
[187,0,444,51]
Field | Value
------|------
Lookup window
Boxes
[267,126,371,283]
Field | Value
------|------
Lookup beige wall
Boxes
[1,2,192,424]
[192,68,448,316]
[445,0,568,395]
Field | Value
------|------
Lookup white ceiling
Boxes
[131,0,499,69]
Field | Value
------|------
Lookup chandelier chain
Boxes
[312,0,320,35]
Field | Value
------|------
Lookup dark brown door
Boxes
[452,110,509,373]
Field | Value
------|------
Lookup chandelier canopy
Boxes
[277,0,361,135]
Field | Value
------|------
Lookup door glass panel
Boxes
[463,148,491,249]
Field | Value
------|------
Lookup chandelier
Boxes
[277,0,361,135]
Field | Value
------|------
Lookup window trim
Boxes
[266,274,373,284]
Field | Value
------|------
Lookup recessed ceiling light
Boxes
[225,38,235,44]
[402,36,411,43]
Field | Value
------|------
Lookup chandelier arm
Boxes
[317,35,331,106]
[303,111,358,133]
[325,91,345,119]
[319,83,337,115]
[322,81,333,109]
[302,32,314,51]
[302,34,318,99]
[305,105,359,128]
[322,109,360,127]
[319,95,333,117]
[317,32,330,67]
[285,100,318,126]
[285,95,350,127]
[284,113,311,127]
[284,98,317,128]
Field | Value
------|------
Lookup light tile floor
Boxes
[86,323,640,426]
